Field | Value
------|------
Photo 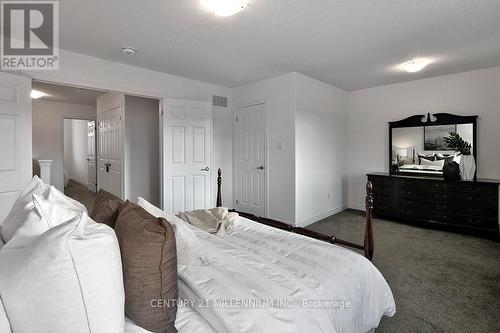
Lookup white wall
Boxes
[347,66,500,210]
[63,119,91,186]
[234,73,296,223]
[295,73,348,226]
[33,100,96,191]
[123,95,160,205]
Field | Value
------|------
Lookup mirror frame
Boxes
[389,113,478,178]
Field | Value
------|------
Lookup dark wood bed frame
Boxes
[215,169,375,260]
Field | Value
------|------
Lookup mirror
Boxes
[389,113,477,177]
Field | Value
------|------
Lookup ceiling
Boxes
[60,0,500,90]
[32,81,105,105]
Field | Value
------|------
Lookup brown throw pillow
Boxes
[418,153,436,164]
[436,153,455,166]
[114,201,178,333]
[90,189,124,227]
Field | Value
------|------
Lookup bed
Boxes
[125,305,216,333]
[398,164,443,175]
[0,175,394,333]
[155,170,395,332]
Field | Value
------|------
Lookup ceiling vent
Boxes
[212,95,228,107]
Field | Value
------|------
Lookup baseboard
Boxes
[296,204,347,228]
[347,202,365,211]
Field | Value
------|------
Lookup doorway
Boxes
[31,81,162,211]
[63,118,98,212]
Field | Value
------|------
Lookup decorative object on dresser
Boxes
[389,112,477,179]
[442,161,460,181]
[443,131,476,181]
[367,173,500,239]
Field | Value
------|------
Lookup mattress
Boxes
[177,216,396,333]
[124,303,216,333]
[399,164,442,173]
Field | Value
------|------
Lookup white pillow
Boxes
[420,158,445,167]
[1,176,49,243]
[137,197,209,266]
[0,297,12,333]
[7,186,85,248]
[0,211,124,333]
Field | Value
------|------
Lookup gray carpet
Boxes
[308,210,500,333]
[64,180,97,213]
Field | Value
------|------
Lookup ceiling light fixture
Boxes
[31,90,47,99]
[399,58,433,73]
[121,46,137,55]
[201,0,249,17]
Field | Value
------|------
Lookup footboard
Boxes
[216,169,375,260]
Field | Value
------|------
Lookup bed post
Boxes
[216,168,222,207]
[364,181,374,260]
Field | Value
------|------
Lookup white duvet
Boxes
[178,217,396,333]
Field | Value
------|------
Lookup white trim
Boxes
[295,204,347,228]
[348,202,365,211]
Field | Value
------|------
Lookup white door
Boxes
[97,107,122,198]
[0,72,31,223]
[235,103,266,217]
[163,99,212,214]
[87,120,97,192]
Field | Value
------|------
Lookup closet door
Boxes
[234,103,266,217]
[163,99,212,214]
[0,72,31,223]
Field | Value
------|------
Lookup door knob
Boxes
[257,166,264,170]
[201,167,210,171]
[104,163,111,173]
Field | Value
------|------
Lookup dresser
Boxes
[367,173,500,238]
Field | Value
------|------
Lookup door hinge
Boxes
[236,199,239,204]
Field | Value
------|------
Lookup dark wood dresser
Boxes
[367,173,500,239]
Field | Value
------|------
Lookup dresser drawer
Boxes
[398,178,417,189]
[456,193,497,207]
[418,180,454,192]
[373,185,396,197]
[456,182,497,194]
[454,214,499,230]
[424,191,454,202]
[398,188,418,198]
[421,211,454,224]
[397,207,420,218]
[423,201,454,213]
[455,204,497,218]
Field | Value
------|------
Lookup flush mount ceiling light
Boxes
[31,89,47,99]
[201,0,249,17]
[121,46,137,55]
[399,58,433,73]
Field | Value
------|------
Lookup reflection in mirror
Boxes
[391,123,474,175]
